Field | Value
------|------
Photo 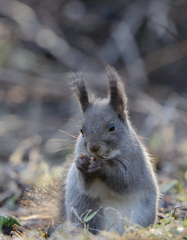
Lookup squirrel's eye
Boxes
[80,128,83,134]
[109,123,115,132]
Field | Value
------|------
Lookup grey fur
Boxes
[64,66,159,235]
[107,65,127,122]
[69,72,90,113]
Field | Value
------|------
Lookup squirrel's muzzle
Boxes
[89,144,100,153]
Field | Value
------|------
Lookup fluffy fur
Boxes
[64,66,159,235]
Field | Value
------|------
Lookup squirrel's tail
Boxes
[21,175,65,230]
[20,157,73,231]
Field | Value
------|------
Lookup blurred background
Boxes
[0,0,187,219]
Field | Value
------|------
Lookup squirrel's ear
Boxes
[69,72,90,113]
[106,66,127,122]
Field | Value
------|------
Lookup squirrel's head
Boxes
[70,66,129,159]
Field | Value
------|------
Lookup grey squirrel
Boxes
[62,66,159,235]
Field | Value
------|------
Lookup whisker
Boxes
[48,139,71,142]
[56,146,74,152]
[59,129,78,139]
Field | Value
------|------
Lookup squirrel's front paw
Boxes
[87,160,103,177]
[76,156,90,173]
[76,156,103,177]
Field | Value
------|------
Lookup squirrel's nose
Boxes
[89,145,100,153]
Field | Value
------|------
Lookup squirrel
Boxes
[22,66,159,236]
[60,66,159,235]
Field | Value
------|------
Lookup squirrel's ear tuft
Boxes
[69,72,90,113]
[106,66,127,122]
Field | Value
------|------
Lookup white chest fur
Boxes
[85,179,143,235]
[103,196,142,235]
